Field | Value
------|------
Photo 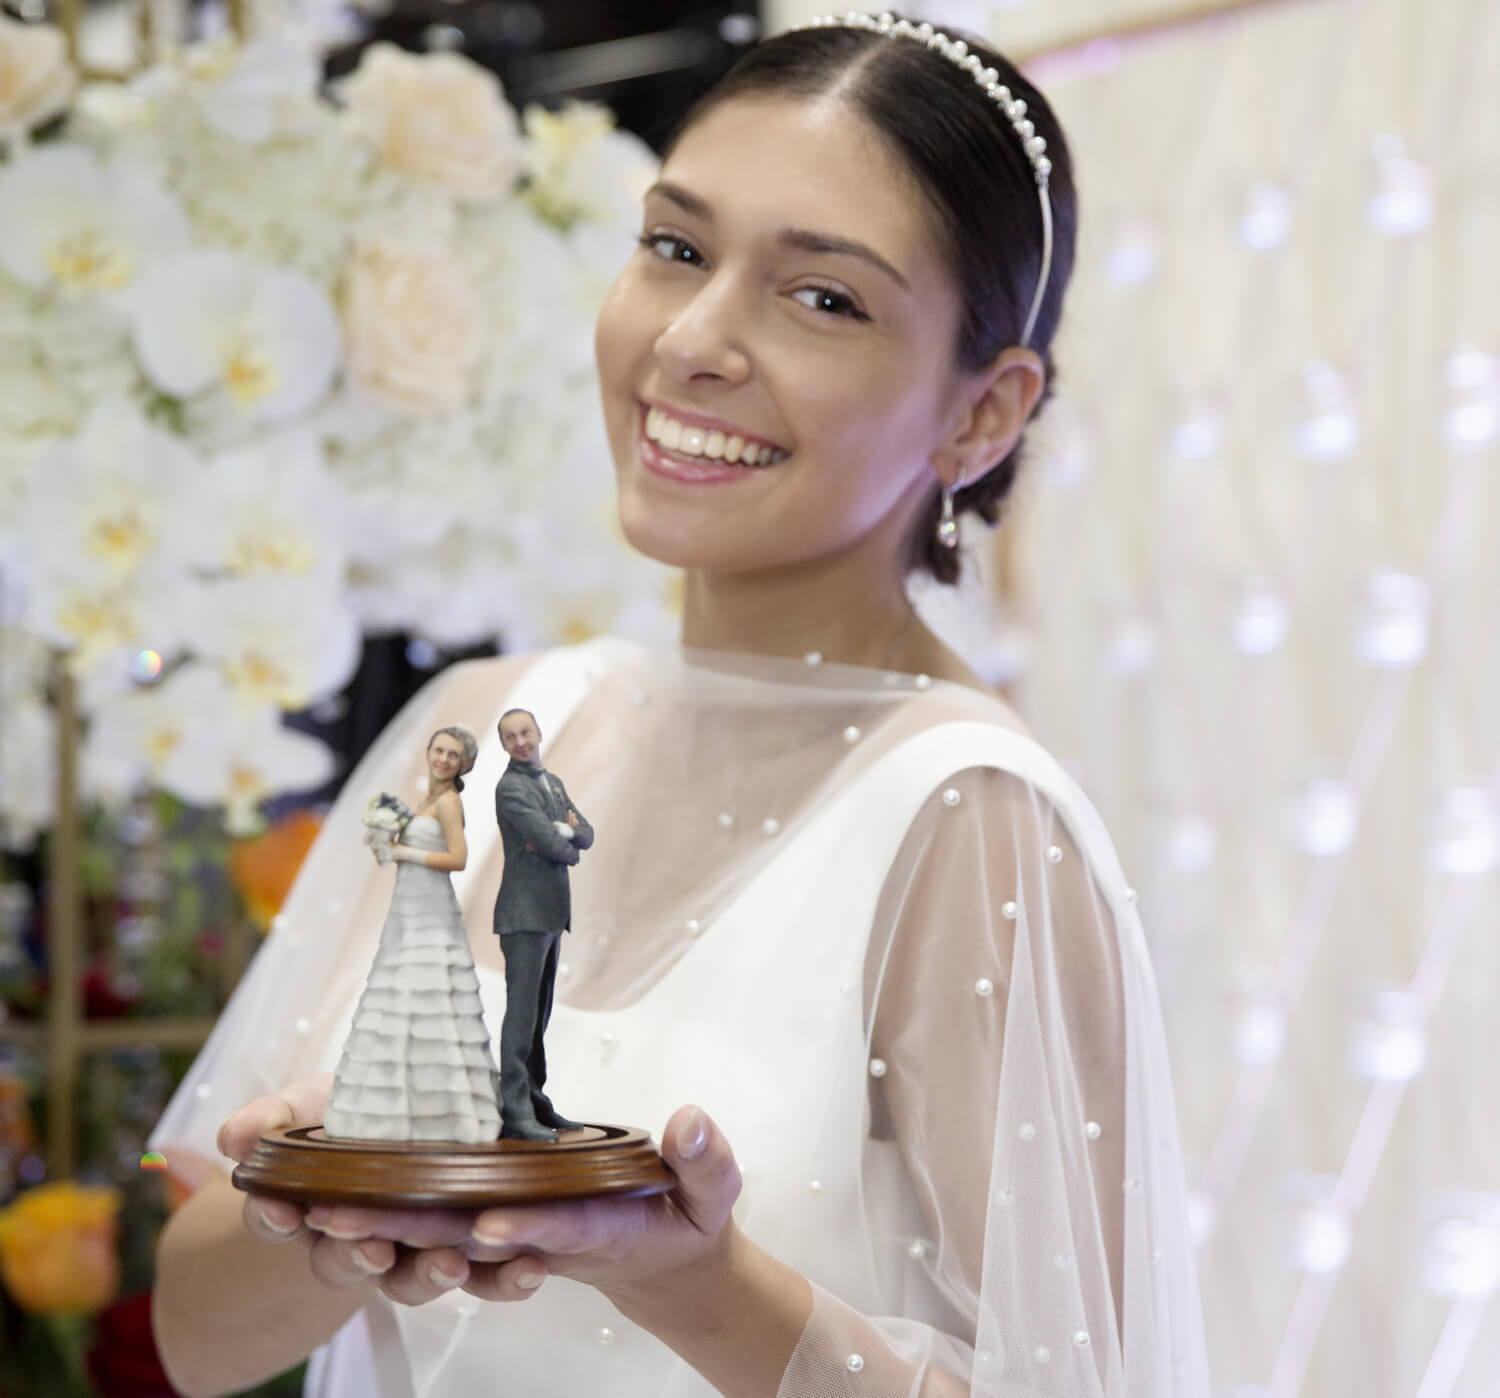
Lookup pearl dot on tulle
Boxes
[295,1018,310,1036]
[975,977,995,997]
[1047,845,1063,863]
[846,1353,865,1373]
[943,788,962,806]
[1086,1120,1102,1140]
[762,817,781,837]
[1002,900,1019,920]
[598,1327,615,1346]
[869,1057,888,1078]
[1073,1330,1091,1348]
[908,1239,926,1259]
[717,811,734,828]
[844,725,862,743]
[1035,1346,1051,1364]
[194,1083,211,1100]
[1019,1122,1037,1141]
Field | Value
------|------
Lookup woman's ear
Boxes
[931,348,1046,488]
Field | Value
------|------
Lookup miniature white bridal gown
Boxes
[322,813,502,1145]
[152,637,1210,1398]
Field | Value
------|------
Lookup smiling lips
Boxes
[643,405,789,466]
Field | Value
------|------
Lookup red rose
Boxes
[86,1291,180,1397]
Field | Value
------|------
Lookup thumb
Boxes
[661,1105,741,1238]
[217,1073,333,1162]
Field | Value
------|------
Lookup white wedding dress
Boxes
[151,638,1210,1397]
[323,815,502,1144]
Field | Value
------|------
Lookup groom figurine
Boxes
[493,708,593,1141]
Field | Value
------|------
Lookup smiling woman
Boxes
[149,14,1206,1398]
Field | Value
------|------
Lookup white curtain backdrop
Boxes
[778,1,1500,1394]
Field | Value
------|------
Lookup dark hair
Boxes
[666,18,1077,583]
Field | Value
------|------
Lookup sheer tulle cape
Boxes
[151,639,1208,1397]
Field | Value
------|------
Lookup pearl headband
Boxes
[790,11,1055,349]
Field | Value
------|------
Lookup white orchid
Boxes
[129,250,341,425]
[219,709,337,834]
[192,432,351,587]
[523,102,658,231]
[181,37,322,145]
[182,575,361,711]
[82,662,235,804]
[83,662,336,826]
[17,396,200,584]
[14,398,201,666]
[0,144,192,297]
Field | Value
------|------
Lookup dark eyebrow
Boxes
[776,228,911,293]
[644,180,912,294]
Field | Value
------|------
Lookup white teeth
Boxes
[646,409,784,465]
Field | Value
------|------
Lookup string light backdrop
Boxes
[969,0,1500,1393]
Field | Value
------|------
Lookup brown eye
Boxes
[639,233,705,267]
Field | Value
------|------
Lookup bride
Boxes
[322,725,503,1145]
[150,13,1210,1398]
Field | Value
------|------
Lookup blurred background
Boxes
[0,0,1495,1393]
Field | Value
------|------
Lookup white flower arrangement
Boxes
[0,25,674,846]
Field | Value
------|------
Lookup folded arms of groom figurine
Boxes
[493,707,594,1142]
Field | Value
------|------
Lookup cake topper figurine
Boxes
[492,707,594,1141]
[231,715,669,1208]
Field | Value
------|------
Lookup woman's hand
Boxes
[220,1087,741,1312]
[217,1078,540,1305]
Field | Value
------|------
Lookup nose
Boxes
[654,274,751,388]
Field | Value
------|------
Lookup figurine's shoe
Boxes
[532,1099,585,1132]
[501,1117,559,1143]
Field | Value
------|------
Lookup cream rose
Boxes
[343,44,523,204]
[0,16,75,142]
[344,242,488,413]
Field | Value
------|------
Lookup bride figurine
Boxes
[322,725,503,1144]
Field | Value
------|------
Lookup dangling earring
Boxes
[937,473,963,551]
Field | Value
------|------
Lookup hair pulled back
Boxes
[667,17,1077,583]
[428,726,479,791]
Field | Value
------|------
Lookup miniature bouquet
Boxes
[362,792,412,864]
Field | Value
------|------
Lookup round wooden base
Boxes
[231,1124,676,1209]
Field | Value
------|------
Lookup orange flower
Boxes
[0,1182,122,1315]
[229,807,323,930]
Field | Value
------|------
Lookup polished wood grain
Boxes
[232,1123,677,1208]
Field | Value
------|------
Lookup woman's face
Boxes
[427,734,464,783]
[595,93,971,575]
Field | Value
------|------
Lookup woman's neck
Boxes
[679,554,976,685]
[425,779,455,801]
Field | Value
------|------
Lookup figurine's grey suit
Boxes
[493,760,593,1134]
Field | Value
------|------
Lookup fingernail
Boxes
[353,1245,386,1275]
[676,1108,708,1161]
[516,1270,544,1291]
[473,1220,511,1247]
[428,1262,464,1287]
[259,1211,299,1237]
